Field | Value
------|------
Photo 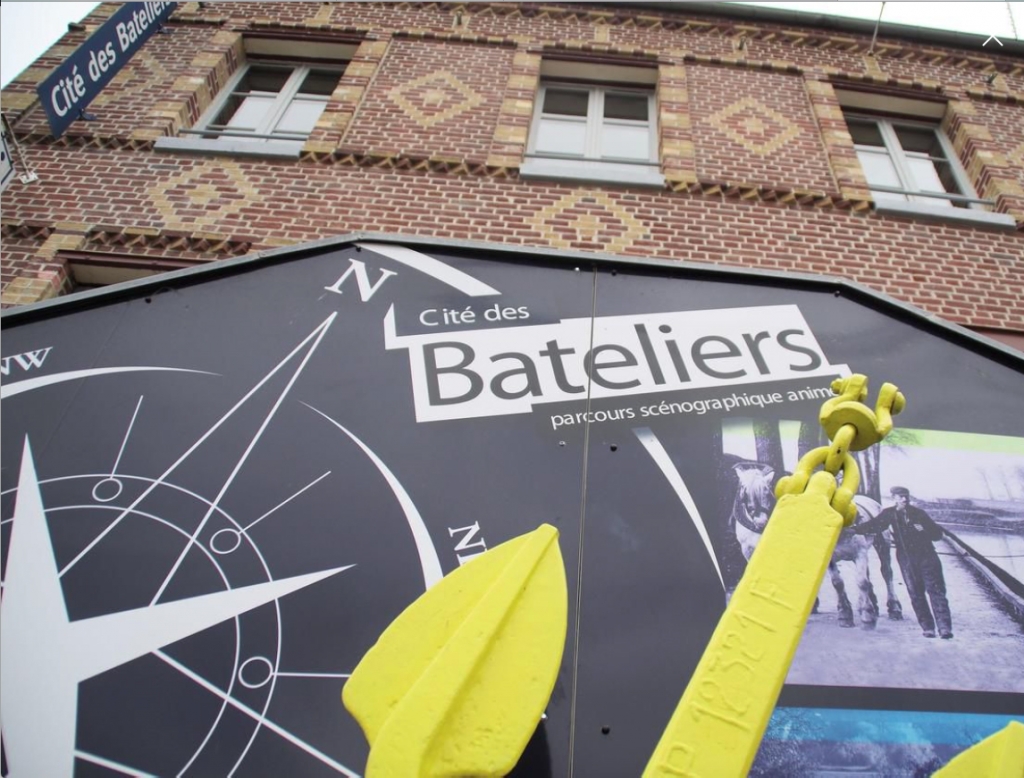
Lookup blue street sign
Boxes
[36,2,177,139]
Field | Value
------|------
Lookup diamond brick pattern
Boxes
[1,2,1021,333]
[148,161,262,232]
[706,98,801,157]
[388,71,484,129]
[529,192,641,254]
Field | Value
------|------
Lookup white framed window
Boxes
[845,113,983,210]
[522,80,663,187]
[155,38,356,159]
[193,63,343,145]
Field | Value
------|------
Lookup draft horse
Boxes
[729,461,903,628]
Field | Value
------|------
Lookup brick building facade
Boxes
[1,2,1022,347]
[2,7,1024,775]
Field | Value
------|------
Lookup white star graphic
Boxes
[0,438,351,777]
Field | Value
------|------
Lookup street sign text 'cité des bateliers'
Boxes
[36,2,177,139]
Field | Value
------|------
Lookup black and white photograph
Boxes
[721,419,1024,693]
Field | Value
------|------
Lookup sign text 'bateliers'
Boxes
[37,3,177,139]
[385,304,848,422]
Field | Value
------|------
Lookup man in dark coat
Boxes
[854,487,952,639]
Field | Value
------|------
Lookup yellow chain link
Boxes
[777,374,905,522]
[776,443,860,525]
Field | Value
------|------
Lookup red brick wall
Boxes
[3,148,1020,328]
[689,65,836,192]
[0,229,52,290]
[2,1,1022,338]
[342,38,513,162]
[607,25,736,58]
[462,6,631,46]
[965,101,1024,218]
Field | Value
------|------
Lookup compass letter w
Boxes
[0,347,53,376]
[324,259,397,302]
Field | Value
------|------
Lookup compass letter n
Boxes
[324,259,397,302]
[448,521,488,566]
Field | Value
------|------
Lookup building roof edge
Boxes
[639,2,1024,56]
[2,232,1022,370]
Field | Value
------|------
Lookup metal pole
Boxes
[868,1,887,55]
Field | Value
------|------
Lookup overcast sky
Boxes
[1,3,98,88]
[1,2,1021,89]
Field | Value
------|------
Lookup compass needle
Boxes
[2,306,452,776]
[0,438,355,778]
[1,439,79,777]
[150,313,337,605]
[343,523,568,777]
[57,314,336,582]
[68,564,356,681]
[932,721,1024,777]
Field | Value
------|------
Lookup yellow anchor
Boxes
[643,374,904,777]
[343,523,567,777]
[341,373,1016,776]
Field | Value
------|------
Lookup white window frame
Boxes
[192,62,340,143]
[846,113,985,210]
[522,80,663,188]
[155,58,347,159]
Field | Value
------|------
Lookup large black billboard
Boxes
[2,236,1022,777]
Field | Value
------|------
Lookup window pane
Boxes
[905,157,954,207]
[543,89,588,117]
[275,99,327,135]
[604,93,648,121]
[241,67,291,94]
[535,117,587,155]
[217,95,276,136]
[600,124,649,161]
[934,161,963,197]
[856,149,905,199]
[856,150,901,187]
[848,120,885,147]
[209,66,292,137]
[895,126,944,156]
[299,70,342,96]
[905,157,956,193]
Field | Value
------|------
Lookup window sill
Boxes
[520,157,665,188]
[154,136,303,159]
[874,201,1017,232]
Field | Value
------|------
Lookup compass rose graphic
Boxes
[0,313,442,777]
